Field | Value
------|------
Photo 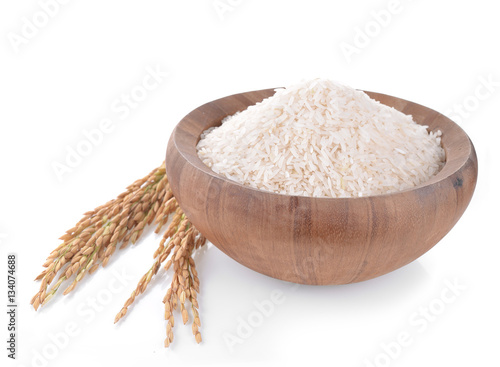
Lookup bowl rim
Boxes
[170,88,475,201]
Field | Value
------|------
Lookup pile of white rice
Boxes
[196,79,445,198]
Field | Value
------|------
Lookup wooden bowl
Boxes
[166,89,478,285]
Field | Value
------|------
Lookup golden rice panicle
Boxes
[33,160,208,348]
[32,163,167,310]
[62,168,168,298]
[114,215,190,324]
[162,228,206,347]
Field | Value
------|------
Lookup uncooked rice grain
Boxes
[197,79,445,198]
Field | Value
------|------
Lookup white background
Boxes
[1,1,498,366]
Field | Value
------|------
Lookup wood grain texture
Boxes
[166,89,478,285]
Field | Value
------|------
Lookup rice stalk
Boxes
[33,162,207,347]
[32,163,168,309]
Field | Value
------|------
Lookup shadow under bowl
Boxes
[166,89,478,285]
